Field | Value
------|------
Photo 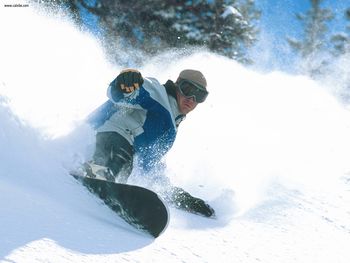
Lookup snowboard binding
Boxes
[82,162,116,182]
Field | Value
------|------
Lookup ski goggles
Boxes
[177,79,208,103]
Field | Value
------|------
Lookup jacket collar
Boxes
[164,80,186,127]
[164,80,177,99]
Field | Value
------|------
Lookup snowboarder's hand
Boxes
[188,197,215,217]
[168,187,216,218]
[116,69,144,93]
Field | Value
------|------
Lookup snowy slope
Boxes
[2,5,350,263]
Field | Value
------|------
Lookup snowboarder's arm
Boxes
[107,70,166,112]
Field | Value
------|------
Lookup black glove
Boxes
[168,187,215,218]
[116,69,144,93]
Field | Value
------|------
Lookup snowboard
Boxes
[70,172,169,238]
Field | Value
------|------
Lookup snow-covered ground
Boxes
[1,5,350,263]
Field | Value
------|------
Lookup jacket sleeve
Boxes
[107,78,164,112]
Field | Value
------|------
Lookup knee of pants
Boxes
[109,150,133,181]
[109,155,131,169]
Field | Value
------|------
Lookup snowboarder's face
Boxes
[177,91,198,114]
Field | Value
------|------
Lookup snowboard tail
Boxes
[71,173,169,238]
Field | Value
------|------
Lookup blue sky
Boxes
[257,0,348,36]
[252,0,349,71]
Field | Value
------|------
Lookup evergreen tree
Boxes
[162,0,261,63]
[43,0,260,65]
[328,8,350,103]
[331,8,350,56]
[287,0,333,77]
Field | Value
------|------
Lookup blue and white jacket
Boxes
[88,78,185,171]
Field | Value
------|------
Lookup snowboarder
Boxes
[86,68,214,217]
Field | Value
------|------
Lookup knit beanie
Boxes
[177,69,207,90]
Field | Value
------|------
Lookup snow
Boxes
[2,5,350,263]
[221,6,243,19]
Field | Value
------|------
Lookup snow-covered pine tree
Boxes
[287,0,334,77]
[165,0,260,63]
[331,8,350,56]
[45,0,260,64]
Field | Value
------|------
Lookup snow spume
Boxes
[0,5,113,137]
[1,6,350,219]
